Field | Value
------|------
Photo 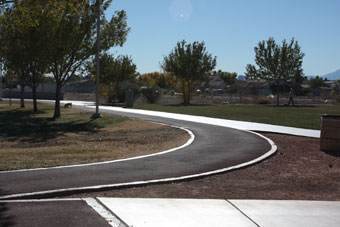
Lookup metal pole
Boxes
[92,0,101,119]
[0,61,2,101]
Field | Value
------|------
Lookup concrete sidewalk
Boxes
[95,198,340,227]
[43,100,320,138]
[2,198,340,227]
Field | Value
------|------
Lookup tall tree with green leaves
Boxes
[245,37,304,106]
[0,2,29,108]
[88,53,136,102]
[39,0,129,118]
[137,72,176,89]
[162,40,216,104]
[216,70,237,87]
[0,0,54,111]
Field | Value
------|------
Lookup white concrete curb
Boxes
[0,132,276,200]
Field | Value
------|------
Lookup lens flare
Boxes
[169,0,193,22]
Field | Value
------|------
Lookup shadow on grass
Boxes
[164,103,212,107]
[0,187,14,227]
[0,108,101,143]
[280,104,317,108]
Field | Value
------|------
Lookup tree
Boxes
[0,4,30,108]
[162,40,216,104]
[137,72,176,89]
[88,54,136,103]
[16,0,50,112]
[3,70,17,106]
[245,37,305,106]
[310,76,325,89]
[216,70,237,86]
[0,0,55,111]
[45,0,129,118]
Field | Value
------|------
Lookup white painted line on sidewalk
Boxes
[84,198,128,227]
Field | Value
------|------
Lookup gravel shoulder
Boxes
[64,133,340,201]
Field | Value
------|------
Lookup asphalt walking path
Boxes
[0,199,112,227]
[0,101,274,199]
[1,100,337,227]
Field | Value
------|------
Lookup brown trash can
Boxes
[320,115,340,152]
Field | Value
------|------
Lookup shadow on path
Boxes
[0,188,15,227]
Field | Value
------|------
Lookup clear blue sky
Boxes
[106,0,340,76]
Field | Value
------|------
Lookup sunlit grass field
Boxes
[134,104,340,130]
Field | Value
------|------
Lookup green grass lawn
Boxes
[134,104,340,130]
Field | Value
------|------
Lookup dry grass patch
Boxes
[0,102,189,171]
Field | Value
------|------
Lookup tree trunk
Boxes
[113,83,118,103]
[108,83,111,103]
[32,85,38,112]
[53,83,61,118]
[276,83,280,106]
[9,88,12,106]
[31,74,38,112]
[181,80,187,105]
[276,93,280,106]
[187,82,191,105]
[20,84,25,108]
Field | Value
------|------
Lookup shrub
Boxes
[140,86,161,103]
[117,82,140,103]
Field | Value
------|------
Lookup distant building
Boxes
[63,79,95,93]
[238,79,272,96]
[208,76,226,89]
[200,75,226,91]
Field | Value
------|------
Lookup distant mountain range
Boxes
[307,69,340,80]
[322,69,340,80]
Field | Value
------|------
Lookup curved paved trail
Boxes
[0,103,275,199]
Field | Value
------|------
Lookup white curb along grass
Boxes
[0,130,277,200]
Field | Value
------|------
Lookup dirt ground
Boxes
[64,133,340,201]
